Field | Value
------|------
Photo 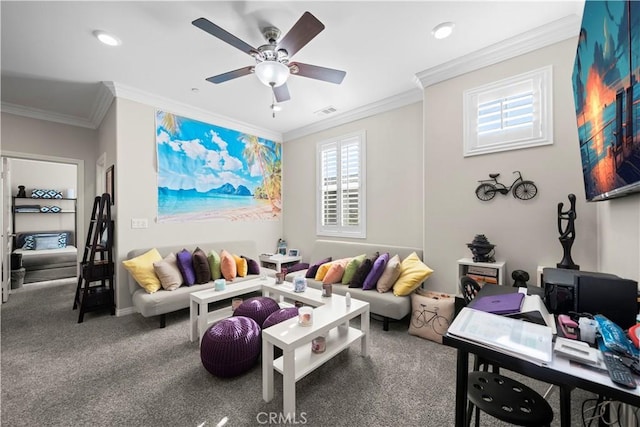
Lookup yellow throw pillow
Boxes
[233,253,248,277]
[393,252,434,296]
[220,249,237,281]
[314,261,336,281]
[122,248,163,293]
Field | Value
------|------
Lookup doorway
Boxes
[1,153,85,301]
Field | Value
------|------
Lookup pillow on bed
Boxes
[22,233,67,250]
[35,235,59,250]
[22,235,36,250]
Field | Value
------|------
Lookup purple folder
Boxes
[472,292,525,315]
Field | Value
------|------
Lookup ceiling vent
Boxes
[314,106,337,117]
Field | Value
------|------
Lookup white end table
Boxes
[259,254,302,272]
[261,282,370,416]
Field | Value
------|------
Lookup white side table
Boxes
[259,254,302,272]
[457,258,506,286]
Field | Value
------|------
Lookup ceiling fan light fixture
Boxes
[432,22,455,40]
[255,61,290,87]
[93,30,121,46]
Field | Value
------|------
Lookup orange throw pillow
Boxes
[220,249,237,281]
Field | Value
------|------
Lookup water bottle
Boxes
[345,292,351,307]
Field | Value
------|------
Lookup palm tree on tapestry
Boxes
[263,157,282,213]
[158,111,181,135]
[241,134,282,213]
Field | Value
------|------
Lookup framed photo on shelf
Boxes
[277,238,287,255]
[288,249,300,257]
[105,165,115,205]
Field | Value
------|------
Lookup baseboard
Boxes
[116,306,136,317]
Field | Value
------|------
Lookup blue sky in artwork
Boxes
[156,111,278,193]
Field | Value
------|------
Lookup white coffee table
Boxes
[259,254,302,272]
[261,282,370,416]
[189,276,273,344]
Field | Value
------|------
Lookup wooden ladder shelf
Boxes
[73,193,115,323]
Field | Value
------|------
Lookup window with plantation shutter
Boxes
[316,131,366,238]
[463,66,553,156]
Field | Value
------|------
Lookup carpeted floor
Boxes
[1,281,602,426]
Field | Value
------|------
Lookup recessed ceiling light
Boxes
[93,30,121,46]
[432,22,455,40]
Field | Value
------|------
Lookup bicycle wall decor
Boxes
[475,171,538,201]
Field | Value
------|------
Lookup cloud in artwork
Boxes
[180,139,207,159]
[209,131,228,151]
[204,149,242,171]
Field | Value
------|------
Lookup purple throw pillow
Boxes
[285,262,310,274]
[362,253,389,290]
[242,256,261,275]
[306,257,332,278]
[176,248,196,286]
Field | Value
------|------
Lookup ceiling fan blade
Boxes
[273,84,291,102]
[277,12,325,58]
[206,66,254,84]
[290,62,346,84]
[193,17,257,56]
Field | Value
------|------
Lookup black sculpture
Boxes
[16,185,26,198]
[557,193,579,270]
[511,270,530,288]
[466,234,496,263]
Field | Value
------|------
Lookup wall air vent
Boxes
[314,106,337,117]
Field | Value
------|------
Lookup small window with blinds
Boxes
[316,130,366,238]
[463,66,553,157]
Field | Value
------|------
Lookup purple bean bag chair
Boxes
[262,307,299,359]
[233,296,280,327]
[200,316,261,377]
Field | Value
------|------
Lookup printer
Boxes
[542,268,638,330]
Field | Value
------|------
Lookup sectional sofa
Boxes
[125,240,275,327]
[284,240,426,330]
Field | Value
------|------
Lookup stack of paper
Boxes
[448,307,553,365]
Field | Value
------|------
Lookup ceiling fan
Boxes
[192,12,346,104]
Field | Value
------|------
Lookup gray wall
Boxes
[424,38,598,294]
[1,112,98,255]
[282,102,424,262]
[597,198,640,282]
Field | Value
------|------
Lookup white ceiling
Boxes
[1,1,585,140]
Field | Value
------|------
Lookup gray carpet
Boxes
[2,281,600,426]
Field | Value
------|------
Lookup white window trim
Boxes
[463,65,553,157]
[316,130,366,239]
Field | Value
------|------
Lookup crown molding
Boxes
[414,15,581,89]
[89,83,115,128]
[1,102,97,129]
[104,81,283,142]
[283,89,423,141]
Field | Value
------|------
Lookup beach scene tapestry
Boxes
[156,111,282,222]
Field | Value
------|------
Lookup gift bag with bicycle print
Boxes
[408,289,455,344]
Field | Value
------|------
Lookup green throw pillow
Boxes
[207,250,222,280]
[342,253,366,284]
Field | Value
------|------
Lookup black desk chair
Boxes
[458,277,554,427]
[467,371,554,426]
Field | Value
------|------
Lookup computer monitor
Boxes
[575,275,638,330]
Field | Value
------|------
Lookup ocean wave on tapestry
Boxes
[156,110,282,223]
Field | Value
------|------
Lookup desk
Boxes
[444,318,640,426]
